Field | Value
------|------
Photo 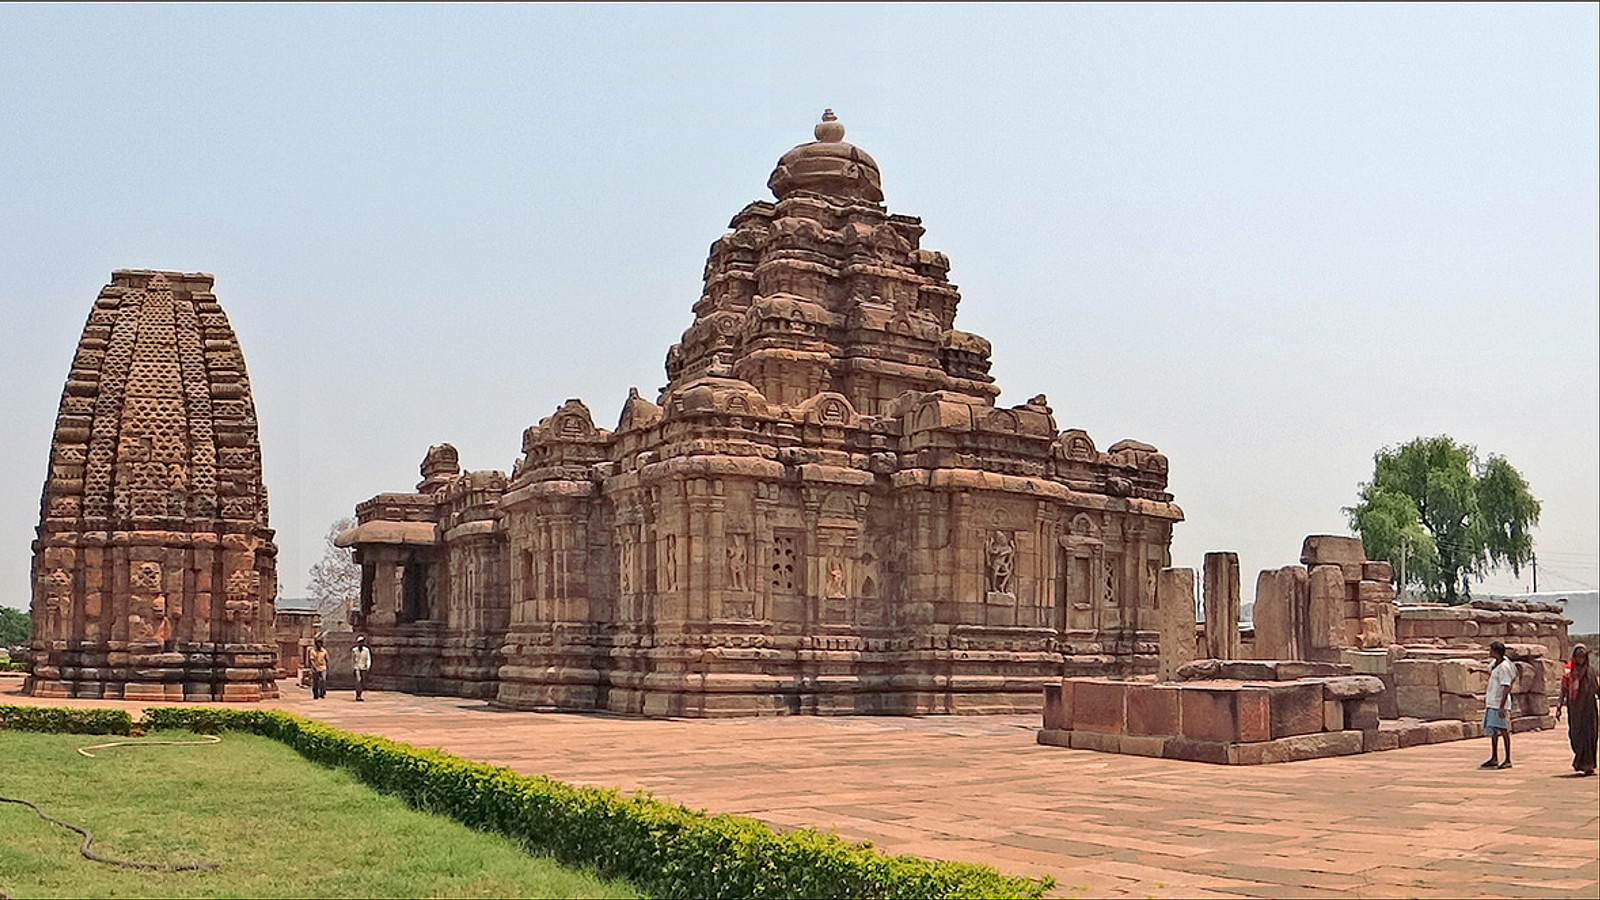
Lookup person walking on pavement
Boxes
[352,635,372,701]
[1481,640,1515,769]
[1555,643,1599,776]
[308,637,329,700]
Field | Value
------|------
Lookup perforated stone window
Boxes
[771,534,799,593]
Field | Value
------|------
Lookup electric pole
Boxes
[1397,535,1409,603]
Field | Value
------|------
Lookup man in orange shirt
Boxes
[308,637,329,700]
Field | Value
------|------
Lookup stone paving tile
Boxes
[4,679,1596,899]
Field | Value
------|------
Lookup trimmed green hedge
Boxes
[140,707,1051,899]
[0,704,132,735]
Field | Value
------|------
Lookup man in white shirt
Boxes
[1481,640,1515,769]
[352,635,372,702]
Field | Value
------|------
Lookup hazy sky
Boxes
[2,3,1595,612]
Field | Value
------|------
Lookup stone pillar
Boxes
[1202,552,1240,660]
[1253,565,1306,660]
[1307,564,1345,651]
[1156,567,1196,681]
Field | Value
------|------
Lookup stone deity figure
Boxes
[986,531,1016,596]
[727,538,748,591]
[826,558,846,598]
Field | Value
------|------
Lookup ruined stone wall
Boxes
[28,270,277,701]
[1395,600,1569,661]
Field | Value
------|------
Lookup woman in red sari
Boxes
[1556,643,1599,776]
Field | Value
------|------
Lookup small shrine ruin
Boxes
[339,112,1184,715]
[26,270,279,701]
[1040,534,1568,763]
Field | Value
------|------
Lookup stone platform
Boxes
[1040,670,1553,765]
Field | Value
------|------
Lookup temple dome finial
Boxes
[814,109,845,143]
[768,109,883,203]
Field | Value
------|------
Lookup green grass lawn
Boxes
[0,730,641,899]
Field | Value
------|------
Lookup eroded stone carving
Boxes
[986,531,1016,596]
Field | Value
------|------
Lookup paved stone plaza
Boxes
[5,676,1595,899]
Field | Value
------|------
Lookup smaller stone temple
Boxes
[335,444,509,698]
[26,270,279,701]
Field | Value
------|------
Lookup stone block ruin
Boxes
[25,270,279,702]
[1039,534,1569,763]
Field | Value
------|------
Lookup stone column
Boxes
[1253,565,1307,660]
[1156,567,1196,681]
[1307,564,1345,652]
[1202,551,1240,660]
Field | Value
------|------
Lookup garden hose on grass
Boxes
[0,735,223,871]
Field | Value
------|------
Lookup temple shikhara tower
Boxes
[341,113,1183,715]
[27,270,279,701]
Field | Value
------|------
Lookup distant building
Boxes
[273,596,321,679]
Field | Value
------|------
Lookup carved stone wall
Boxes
[344,114,1184,713]
[336,447,510,699]
[27,270,278,701]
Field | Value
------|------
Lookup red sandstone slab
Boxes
[1070,679,1125,734]
[1267,681,1325,739]
[1125,683,1181,737]
[1179,687,1240,743]
[1161,736,1231,764]
[1042,682,1069,730]
[1237,689,1272,743]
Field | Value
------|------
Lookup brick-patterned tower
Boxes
[27,270,278,701]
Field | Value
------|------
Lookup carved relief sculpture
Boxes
[727,537,748,592]
[986,531,1016,597]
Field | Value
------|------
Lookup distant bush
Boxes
[141,707,1051,900]
[0,607,29,647]
[0,705,132,734]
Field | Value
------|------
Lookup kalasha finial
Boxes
[814,109,845,143]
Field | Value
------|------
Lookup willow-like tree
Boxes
[1345,436,1540,604]
[307,517,360,629]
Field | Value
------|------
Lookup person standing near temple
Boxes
[1481,641,1515,769]
[352,635,372,701]
[308,637,329,700]
[1555,643,1599,776]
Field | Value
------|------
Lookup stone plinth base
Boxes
[26,640,278,702]
[1039,674,1554,764]
[359,626,504,699]
[495,627,1072,717]
[1038,717,1504,764]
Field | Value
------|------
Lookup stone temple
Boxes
[26,270,279,701]
[340,112,1183,715]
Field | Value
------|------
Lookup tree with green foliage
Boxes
[1345,436,1540,604]
[0,606,31,648]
